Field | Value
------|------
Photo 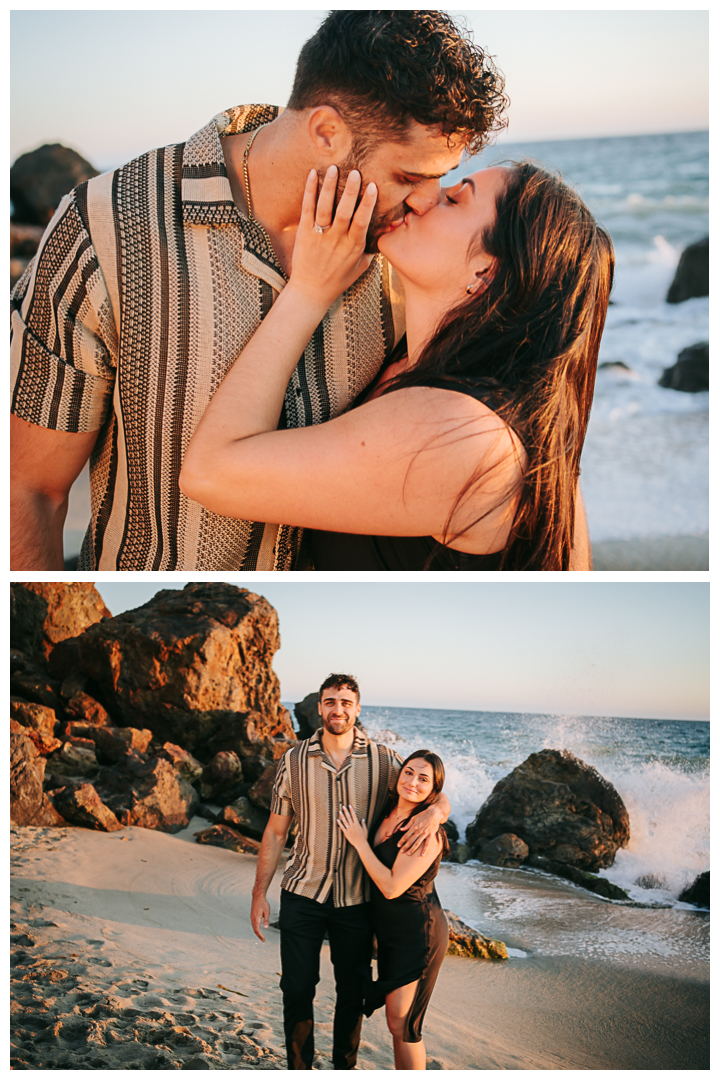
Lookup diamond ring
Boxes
[314,222,331,234]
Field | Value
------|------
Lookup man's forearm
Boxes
[252,826,288,898]
[10,489,67,570]
[434,792,451,824]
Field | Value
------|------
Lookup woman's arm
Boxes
[337,806,442,900]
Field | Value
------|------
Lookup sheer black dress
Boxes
[364,824,449,1043]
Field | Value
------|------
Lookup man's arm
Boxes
[11,416,98,570]
[569,480,592,570]
[251,811,293,942]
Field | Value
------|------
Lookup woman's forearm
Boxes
[180,284,326,497]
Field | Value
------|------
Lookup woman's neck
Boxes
[402,282,457,367]
[395,795,419,818]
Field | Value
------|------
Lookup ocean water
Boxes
[454,130,709,542]
[356,704,709,971]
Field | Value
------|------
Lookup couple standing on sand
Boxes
[11,10,611,572]
[251,674,450,1071]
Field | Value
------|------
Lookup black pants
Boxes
[278,888,373,1070]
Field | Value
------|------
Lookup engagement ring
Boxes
[314,223,331,234]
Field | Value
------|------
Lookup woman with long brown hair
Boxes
[337,750,449,1070]
[180,159,614,570]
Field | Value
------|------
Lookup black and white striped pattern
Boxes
[10,105,406,569]
[271,729,402,907]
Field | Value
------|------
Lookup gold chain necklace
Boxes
[242,124,287,280]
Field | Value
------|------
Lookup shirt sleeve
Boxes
[269,751,294,817]
[10,189,117,433]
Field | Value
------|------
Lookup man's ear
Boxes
[306,106,353,161]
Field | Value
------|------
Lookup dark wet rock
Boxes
[598,360,632,371]
[247,764,278,810]
[217,797,269,841]
[10,143,99,226]
[443,819,459,843]
[526,854,630,900]
[476,832,529,868]
[46,742,99,777]
[92,726,154,764]
[11,582,111,662]
[10,734,67,826]
[444,841,470,864]
[678,871,709,909]
[51,782,123,832]
[10,659,62,711]
[197,751,244,803]
[444,911,508,960]
[10,699,57,737]
[94,757,199,833]
[194,824,261,855]
[466,749,630,872]
[659,341,709,393]
[46,583,295,753]
[294,692,321,739]
[666,236,709,303]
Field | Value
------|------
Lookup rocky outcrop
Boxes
[46,583,294,754]
[11,143,99,227]
[11,582,111,661]
[444,911,508,960]
[9,582,294,846]
[666,237,709,303]
[679,871,709,909]
[294,692,322,738]
[466,749,630,873]
[10,222,45,287]
[659,342,709,393]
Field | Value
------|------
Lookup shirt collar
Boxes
[181,104,280,226]
[308,726,370,758]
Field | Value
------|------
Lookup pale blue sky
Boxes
[11,9,708,169]
[93,582,709,721]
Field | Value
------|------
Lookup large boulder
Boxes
[10,734,66,826]
[659,341,709,393]
[10,143,99,226]
[294,693,322,739]
[11,583,111,661]
[94,757,199,833]
[51,783,123,832]
[666,236,709,303]
[476,832,529,868]
[46,583,295,753]
[466,749,630,872]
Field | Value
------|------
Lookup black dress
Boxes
[364,826,449,1043]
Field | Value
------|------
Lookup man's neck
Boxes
[221,110,310,274]
[321,726,357,770]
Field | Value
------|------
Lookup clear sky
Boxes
[93,581,709,722]
[10,8,708,169]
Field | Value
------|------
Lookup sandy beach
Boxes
[10,819,709,1071]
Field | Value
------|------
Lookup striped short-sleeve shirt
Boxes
[10,104,405,570]
[271,728,403,907]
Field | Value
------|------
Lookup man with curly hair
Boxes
[11,10,507,571]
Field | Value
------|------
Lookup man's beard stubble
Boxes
[328,157,408,253]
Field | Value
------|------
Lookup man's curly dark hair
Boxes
[287,10,508,156]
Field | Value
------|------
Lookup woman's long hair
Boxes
[383,749,450,855]
[383,161,615,570]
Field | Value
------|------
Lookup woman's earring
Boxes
[466,282,478,295]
